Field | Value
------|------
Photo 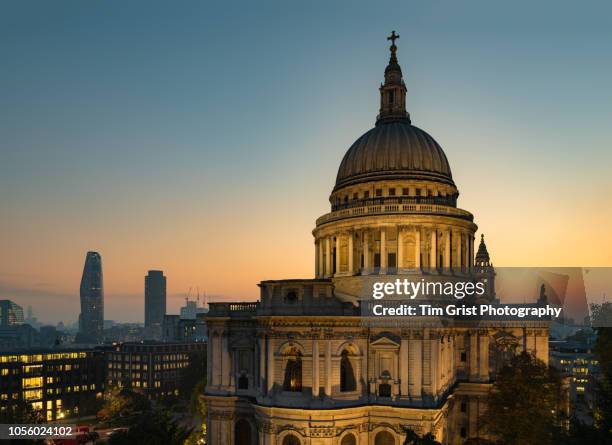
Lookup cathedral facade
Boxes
[204,34,549,445]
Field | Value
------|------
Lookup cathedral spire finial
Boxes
[377,31,409,125]
[387,31,400,63]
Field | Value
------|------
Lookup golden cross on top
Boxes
[387,30,399,46]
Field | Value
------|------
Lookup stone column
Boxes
[312,338,320,397]
[206,331,213,386]
[318,240,324,278]
[397,228,404,269]
[325,340,332,397]
[213,334,222,386]
[325,237,331,277]
[335,236,341,275]
[400,337,409,396]
[229,347,235,390]
[444,229,451,270]
[456,232,462,269]
[266,336,274,394]
[380,228,387,272]
[259,336,266,393]
[430,336,439,396]
[363,231,370,272]
[409,336,422,399]
[448,335,455,386]
[430,229,437,269]
[222,332,230,387]
[314,240,320,278]
[467,235,473,272]
[348,232,354,274]
[469,332,478,381]
[415,229,421,269]
[479,332,489,381]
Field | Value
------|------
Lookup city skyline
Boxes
[1,1,612,323]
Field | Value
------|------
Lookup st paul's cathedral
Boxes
[204,33,550,445]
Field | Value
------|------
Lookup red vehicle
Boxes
[51,425,99,445]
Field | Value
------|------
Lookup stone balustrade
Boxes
[316,202,473,227]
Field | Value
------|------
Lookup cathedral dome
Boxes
[333,31,454,192]
[334,121,454,190]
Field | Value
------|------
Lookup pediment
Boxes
[370,336,400,348]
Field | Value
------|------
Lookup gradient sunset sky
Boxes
[1,1,611,324]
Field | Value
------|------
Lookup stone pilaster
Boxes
[380,228,387,272]
[312,338,320,397]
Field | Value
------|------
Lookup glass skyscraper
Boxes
[0,300,25,326]
[77,251,104,343]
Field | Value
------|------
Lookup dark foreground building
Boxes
[0,347,106,421]
[106,341,205,399]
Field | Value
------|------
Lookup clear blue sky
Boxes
[1,0,611,323]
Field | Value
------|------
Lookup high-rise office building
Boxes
[145,270,166,340]
[77,252,104,344]
[0,300,25,326]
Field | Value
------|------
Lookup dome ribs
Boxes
[333,122,455,191]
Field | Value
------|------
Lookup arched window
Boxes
[282,434,301,445]
[341,433,357,445]
[234,419,252,445]
[340,350,356,392]
[238,373,249,390]
[284,291,298,304]
[378,382,391,397]
[282,347,302,392]
[374,430,395,445]
[378,369,392,397]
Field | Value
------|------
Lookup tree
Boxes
[97,384,151,425]
[107,409,192,445]
[402,428,442,445]
[480,352,565,445]
[185,377,207,445]
[180,350,206,399]
[591,303,612,440]
[0,402,45,445]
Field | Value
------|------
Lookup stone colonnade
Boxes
[315,226,475,278]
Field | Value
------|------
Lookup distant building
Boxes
[550,339,599,424]
[0,347,106,421]
[39,326,60,348]
[0,324,39,350]
[179,299,208,320]
[144,271,166,340]
[77,252,104,344]
[24,305,40,328]
[103,323,145,343]
[162,313,207,342]
[106,342,205,399]
[0,300,25,326]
